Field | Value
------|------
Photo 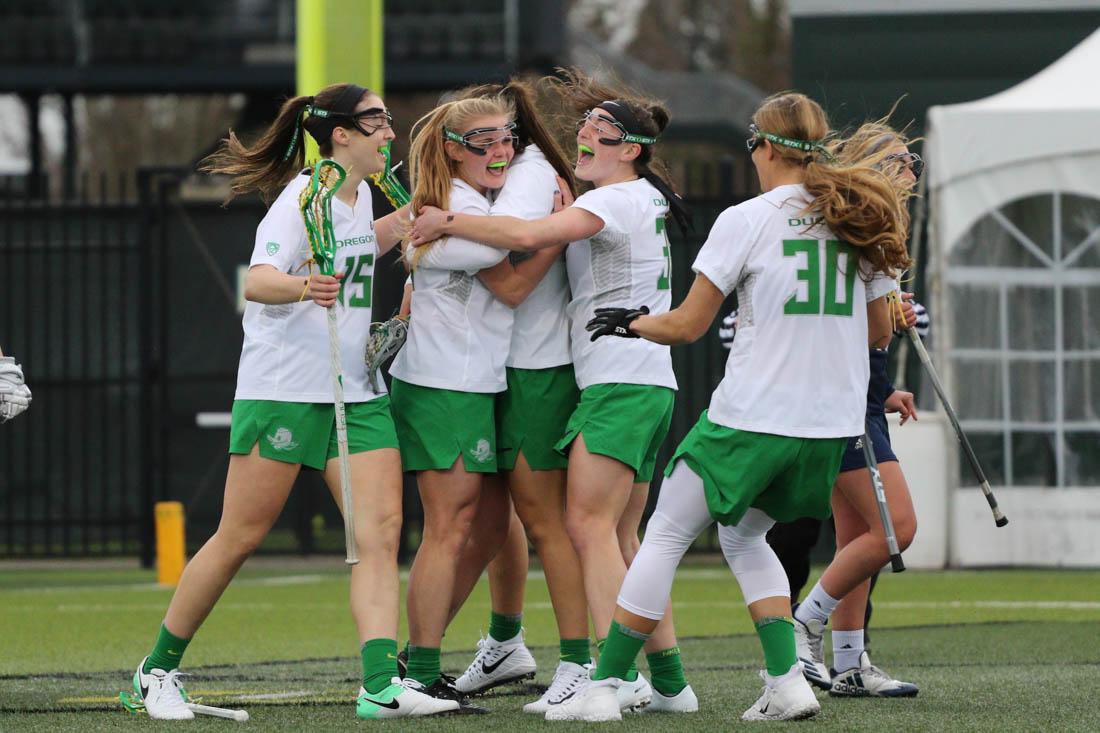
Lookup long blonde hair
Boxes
[753,93,912,278]
[407,95,515,268]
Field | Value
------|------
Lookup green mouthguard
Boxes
[578,144,594,155]
[488,161,508,169]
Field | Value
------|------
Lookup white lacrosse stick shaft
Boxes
[327,306,359,565]
[187,703,249,721]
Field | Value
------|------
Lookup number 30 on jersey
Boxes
[783,239,856,316]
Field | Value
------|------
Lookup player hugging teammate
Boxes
[120,70,923,723]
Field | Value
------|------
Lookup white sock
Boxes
[795,583,839,625]
[832,630,864,672]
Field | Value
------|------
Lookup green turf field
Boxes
[1,561,1098,731]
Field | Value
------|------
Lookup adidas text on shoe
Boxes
[829,652,919,698]
[454,631,537,695]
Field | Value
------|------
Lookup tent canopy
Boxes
[926,28,1100,248]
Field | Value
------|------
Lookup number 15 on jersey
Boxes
[783,239,857,316]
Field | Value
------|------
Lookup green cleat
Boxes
[356,678,460,719]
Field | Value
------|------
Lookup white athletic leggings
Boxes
[617,461,791,620]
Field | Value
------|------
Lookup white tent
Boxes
[923,28,1100,566]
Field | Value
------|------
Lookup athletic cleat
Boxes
[523,660,591,714]
[741,667,821,722]
[616,671,653,712]
[828,652,919,698]
[644,683,699,713]
[545,677,621,722]
[794,617,831,690]
[356,678,460,719]
[126,657,194,720]
[402,676,489,714]
[453,631,537,695]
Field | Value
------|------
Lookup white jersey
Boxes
[567,178,676,391]
[389,179,512,393]
[692,183,875,438]
[236,173,383,403]
[492,146,572,369]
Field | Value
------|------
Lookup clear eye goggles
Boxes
[444,122,518,155]
[576,110,656,146]
[884,151,924,181]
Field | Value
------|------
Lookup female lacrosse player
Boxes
[539,92,913,722]
[388,92,568,710]
[408,69,696,714]
[0,346,31,423]
[125,83,459,721]
[419,79,596,712]
[793,125,926,699]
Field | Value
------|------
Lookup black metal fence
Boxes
[0,163,750,563]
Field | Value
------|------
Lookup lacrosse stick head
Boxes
[299,159,348,276]
[369,144,411,208]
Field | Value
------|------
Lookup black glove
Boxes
[586,306,649,341]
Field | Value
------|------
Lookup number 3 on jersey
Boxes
[339,253,373,308]
[783,239,856,316]
[656,217,672,291]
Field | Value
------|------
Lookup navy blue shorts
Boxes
[839,412,897,472]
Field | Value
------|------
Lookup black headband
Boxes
[306,84,370,144]
[596,101,658,145]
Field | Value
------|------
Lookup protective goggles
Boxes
[443,122,518,155]
[310,106,392,136]
[577,110,657,146]
[884,151,924,181]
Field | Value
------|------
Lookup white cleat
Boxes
[617,671,652,712]
[356,679,460,719]
[794,617,831,690]
[523,660,592,714]
[644,683,699,713]
[829,652,919,698]
[741,666,821,722]
[453,630,537,694]
[131,657,194,720]
[545,677,621,722]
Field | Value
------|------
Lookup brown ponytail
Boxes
[200,83,370,205]
[752,92,912,278]
[546,67,690,233]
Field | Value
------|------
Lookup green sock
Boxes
[488,611,522,642]
[406,645,441,687]
[144,623,191,673]
[559,637,591,666]
[755,617,797,677]
[647,647,687,696]
[360,638,399,694]
[593,621,647,681]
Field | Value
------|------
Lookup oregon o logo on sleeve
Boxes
[266,241,281,256]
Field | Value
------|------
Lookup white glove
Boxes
[718,309,738,349]
[912,301,930,338]
[0,356,32,422]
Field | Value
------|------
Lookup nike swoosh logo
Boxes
[481,649,516,675]
[362,696,400,710]
[760,701,771,714]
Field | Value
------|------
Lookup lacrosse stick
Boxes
[300,159,359,565]
[364,316,409,393]
[370,143,411,208]
[120,691,249,722]
[862,429,905,572]
[888,292,1008,527]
